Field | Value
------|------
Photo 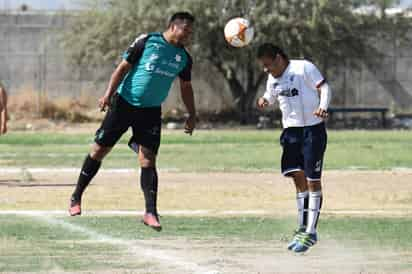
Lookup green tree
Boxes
[63,0,412,121]
[62,0,171,67]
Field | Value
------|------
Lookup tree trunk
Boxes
[208,51,267,123]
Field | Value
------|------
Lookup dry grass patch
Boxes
[8,90,97,123]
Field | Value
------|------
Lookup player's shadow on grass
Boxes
[0,180,75,187]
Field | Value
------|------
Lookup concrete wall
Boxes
[1,11,412,113]
[0,11,234,114]
[0,12,112,99]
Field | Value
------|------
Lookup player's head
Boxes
[167,12,195,46]
[257,43,289,77]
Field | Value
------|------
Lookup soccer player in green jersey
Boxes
[69,12,196,231]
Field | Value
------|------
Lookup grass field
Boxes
[1,129,412,273]
[1,129,412,170]
[1,214,412,273]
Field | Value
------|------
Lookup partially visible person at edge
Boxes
[256,43,331,253]
[0,81,8,135]
[68,12,197,232]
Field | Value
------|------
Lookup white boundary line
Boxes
[1,209,411,216]
[0,168,137,174]
[2,167,412,174]
[0,167,185,174]
[23,212,219,274]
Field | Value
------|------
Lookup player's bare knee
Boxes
[290,171,300,178]
[290,171,308,192]
[90,143,111,161]
[308,180,322,192]
[139,158,155,168]
[290,170,305,181]
[138,147,156,167]
[139,154,156,168]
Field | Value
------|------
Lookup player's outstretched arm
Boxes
[98,60,132,111]
[179,79,196,135]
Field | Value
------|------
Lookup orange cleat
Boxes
[69,199,81,216]
[142,212,162,231]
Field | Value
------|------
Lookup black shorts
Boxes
[95,93,161,154]
[280,122,327,181]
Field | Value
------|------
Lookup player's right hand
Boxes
[257,97,269,109]
[98,95,111,112]
[184,115,196,135]
[313,107,328,119]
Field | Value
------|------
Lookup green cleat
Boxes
[292,232,318,253]
[287,227,306,250]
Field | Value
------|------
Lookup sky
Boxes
[400,0,412,7]
[0,0,82,10]
[0,0,412,10]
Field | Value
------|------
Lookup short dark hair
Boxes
[169,12,195,26]
[257,43,288,60]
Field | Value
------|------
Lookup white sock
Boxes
[296,191,309,229]
[306,191,323,234]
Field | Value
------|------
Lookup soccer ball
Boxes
[224,17,254,48]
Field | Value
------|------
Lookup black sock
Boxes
[303,194,309,228]
[140,167,158,215]
[314,195,323,229]
[296,191,309,229]
[72,154,101,201]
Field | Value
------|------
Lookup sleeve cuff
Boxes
[263,93,276,105]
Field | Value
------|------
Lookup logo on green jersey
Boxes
[97,130,104,140]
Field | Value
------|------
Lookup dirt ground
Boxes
[1,170,412,274]
[1,169,412,214]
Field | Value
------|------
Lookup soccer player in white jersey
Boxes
[256,43,331,253]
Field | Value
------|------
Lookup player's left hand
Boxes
[0,112,7,135]
[314,108,328,119]
[98,95,111,112]
[0,123,6,135]
[184,115,196,135]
